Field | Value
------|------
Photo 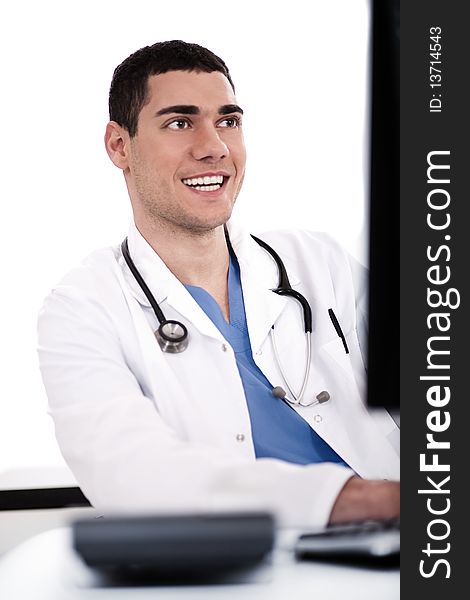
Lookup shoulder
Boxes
[253,228,352,272]
[254,228,346,251]
[50,245,121,296]
[39,245,124,325]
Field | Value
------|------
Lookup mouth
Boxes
[181,174,228,193]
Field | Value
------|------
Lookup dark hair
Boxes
[109,40,235,137]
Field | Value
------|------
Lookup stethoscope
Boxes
[121,234,349,407]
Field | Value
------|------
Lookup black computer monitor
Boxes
[366,0,399,409]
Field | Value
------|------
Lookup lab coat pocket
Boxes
[320,337,357,384]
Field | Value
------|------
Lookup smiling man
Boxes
[38,41,399,528]
[105,67,246,319]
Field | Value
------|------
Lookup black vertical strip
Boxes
[367,0,400,409]
[401,2,468,596]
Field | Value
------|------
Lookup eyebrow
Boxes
[219,104,244,115]
[155,104,244,117]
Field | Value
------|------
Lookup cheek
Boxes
[135,138,179,172]
[232,142,247,173]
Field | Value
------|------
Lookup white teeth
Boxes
[182,175,225,187]
[194,184,221,191]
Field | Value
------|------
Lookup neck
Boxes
[135,217,231,319]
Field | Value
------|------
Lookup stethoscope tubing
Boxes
[121,238,166,323]
[121,234,349,401]
[121,238,189,352]
[250,234,313,333]
[271,328,314,406]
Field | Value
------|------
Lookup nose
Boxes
[191,123,228,162]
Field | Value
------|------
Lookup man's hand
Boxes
[328,477,400,525]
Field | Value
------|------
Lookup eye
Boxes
[218,116,241,128]
[166,119,191,130]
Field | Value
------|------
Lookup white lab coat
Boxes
[38,218,399,528]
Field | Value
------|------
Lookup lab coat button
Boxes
[314,414,323,423]
[256,349,263,355]
[236,433,245,442]
[221,343,228,352]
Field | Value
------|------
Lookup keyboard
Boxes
[295,519,400,564]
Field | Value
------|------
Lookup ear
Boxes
[104,121,130,170]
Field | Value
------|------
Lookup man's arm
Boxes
[329,477,400,524]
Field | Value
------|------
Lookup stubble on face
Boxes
[125,71,246,239]
[131,155,238,238]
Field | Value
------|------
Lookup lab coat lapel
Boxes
[241,264,288,353]
[123,223,226,343]
[165,281,226,341]
[228,222,290,353]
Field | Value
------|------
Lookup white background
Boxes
[0,0,369,483]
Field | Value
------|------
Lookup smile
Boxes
[181,174,225,192]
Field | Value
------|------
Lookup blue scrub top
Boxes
[185,251,348,467]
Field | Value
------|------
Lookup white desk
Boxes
[0,527,399,599]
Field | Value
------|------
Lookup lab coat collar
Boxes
[225,218,301,287]
[226,217,292,352]
[126,222,172,305]
[123,218,294,348]
[125,222,224,341]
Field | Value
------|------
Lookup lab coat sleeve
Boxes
[38,279,353,529]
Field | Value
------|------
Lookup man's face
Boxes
[123,70,246,234]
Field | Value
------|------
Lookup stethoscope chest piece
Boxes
[155,320,189,353]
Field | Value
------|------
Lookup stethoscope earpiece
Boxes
[315,391,331,404]
[271,386,330,407]
[271,386,287,399]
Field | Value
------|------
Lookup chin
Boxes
[187,204,234,231]
[190,217,230,234]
